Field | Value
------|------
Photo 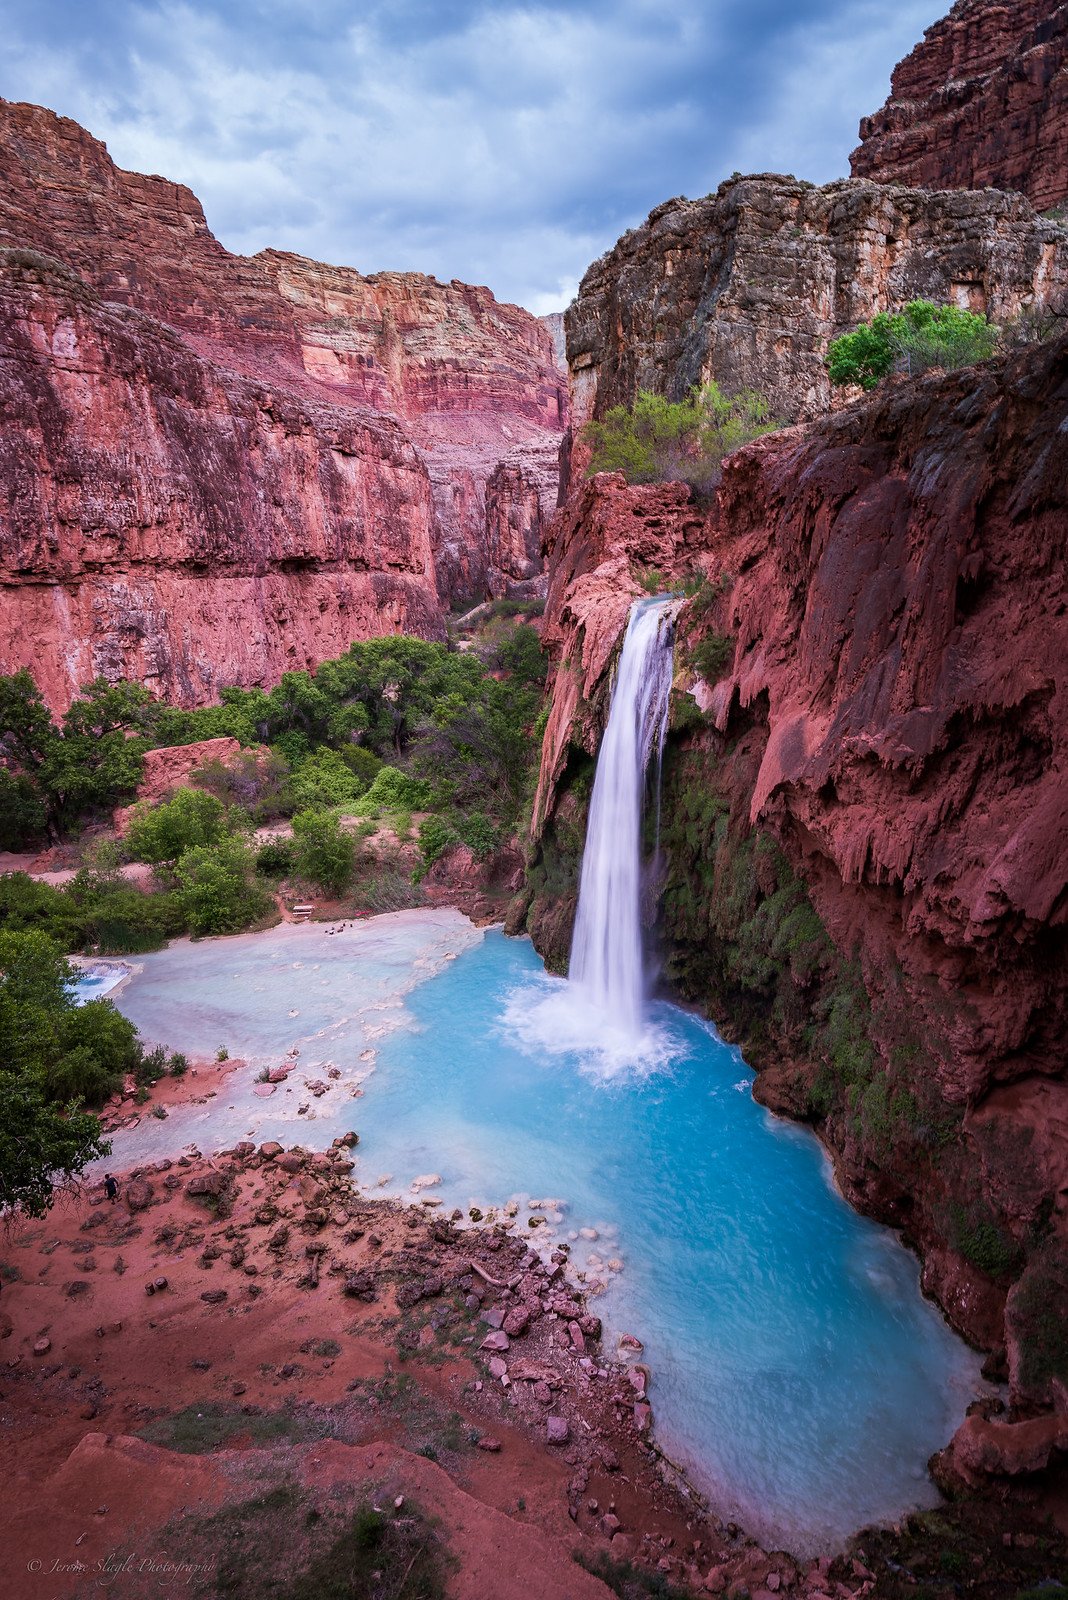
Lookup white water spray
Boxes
[567,596,678,1037]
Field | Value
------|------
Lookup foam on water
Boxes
[96,921,980,1554]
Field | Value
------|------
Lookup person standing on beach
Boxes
[104,1175,118,1204]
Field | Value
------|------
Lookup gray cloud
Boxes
[1,0,946,310]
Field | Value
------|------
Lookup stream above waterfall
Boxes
[84,915,980,1555]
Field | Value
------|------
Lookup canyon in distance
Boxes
[0,3,1067,1599]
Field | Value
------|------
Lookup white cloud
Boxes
[0,0,950,309]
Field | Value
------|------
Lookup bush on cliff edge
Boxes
[827,299,999,390]
[583,383,777,492]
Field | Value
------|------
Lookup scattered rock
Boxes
[503,1306,532,1338]
[33,1337,52,1356]
[342,1271,376,1302]
[124,1179,153,1212]
[480,1331,510,1354]
[546,1415,570,1445]
[476,1435,502,1452]
[259,1142,283,1160]
[200,1289,228,1305]
[186,1171,230,1199]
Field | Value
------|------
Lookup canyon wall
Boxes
[0,98,566,710]
[851,0,1068,213]
[523,335,1068,1393]
[565,175,1067,430]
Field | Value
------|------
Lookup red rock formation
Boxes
[565,175,1067,433]
[0,99,566,710]
[530,334,1068,1371]
[111,737,245,834]
[852,1,1068,212]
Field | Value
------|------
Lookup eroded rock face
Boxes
[851,0,1068,212]
[529,337,1068,1367]
[0,98,566,709]
[565,175,1067,429]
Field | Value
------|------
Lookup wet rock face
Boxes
[530,337,1068,1360]
[564,175,1067,428]
[851,0,1068,212]
[0,98,566,709]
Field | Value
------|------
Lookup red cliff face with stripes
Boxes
[851,0,1068,212]
[0,99,566,711]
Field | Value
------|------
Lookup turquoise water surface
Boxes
[357,930,977,1551]
[90,919,978,1552]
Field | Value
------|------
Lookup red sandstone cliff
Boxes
[0,99,566,710]
[528,336,1068,1379]
[851,0,1068,211]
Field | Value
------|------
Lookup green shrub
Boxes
[125,787,234,868]
[354,766,432,815]
[584,382,777,492]
[458,811,496,858]
[286,747,368,812]
[255,839,294,877]
[690,633,733,683]
[418,815,458,869]
[947,1200,1022,1280]
[828,300,998,390]
[291,810,356,895]
[173,838,269,936]
[337,744,383,789]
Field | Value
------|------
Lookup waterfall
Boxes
[568,596,677,1037]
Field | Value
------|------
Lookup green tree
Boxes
[173,838,269,936]
[827,300,999,390]
[291,810,356,894]
[42,679,154,831]
[0,1067,108,1217]
[125,787,234,868]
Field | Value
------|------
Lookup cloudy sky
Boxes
[1,0,946,312]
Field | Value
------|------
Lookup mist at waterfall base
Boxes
[518,597,679,1071]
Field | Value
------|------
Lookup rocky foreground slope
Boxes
[851,0,1068,212]
[0,99,565,711]
[565,174,1067,432]
[522,334,1068,1415]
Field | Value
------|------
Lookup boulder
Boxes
[124,1179,153,1212]
[186,1170,229,1199]
[948,1411,1068,1479]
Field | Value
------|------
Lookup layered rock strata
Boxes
[0,99,566,709]
[525,335,1068,1391]
[851,0,1068,212]
[565,176,1067,429]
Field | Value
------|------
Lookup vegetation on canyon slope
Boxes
[0,926,186,1214]
[583,382,778,491]
[0,617,549,1208]
[827,299,999,389]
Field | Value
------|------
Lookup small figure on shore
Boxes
[104,1174,119,1204]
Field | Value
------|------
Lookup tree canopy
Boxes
[827,300,999,390]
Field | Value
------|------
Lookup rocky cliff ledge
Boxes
[523,335,1068,1399]
[0,99,566,710]
[565,175,1066,430]
[851,0,1068,213]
